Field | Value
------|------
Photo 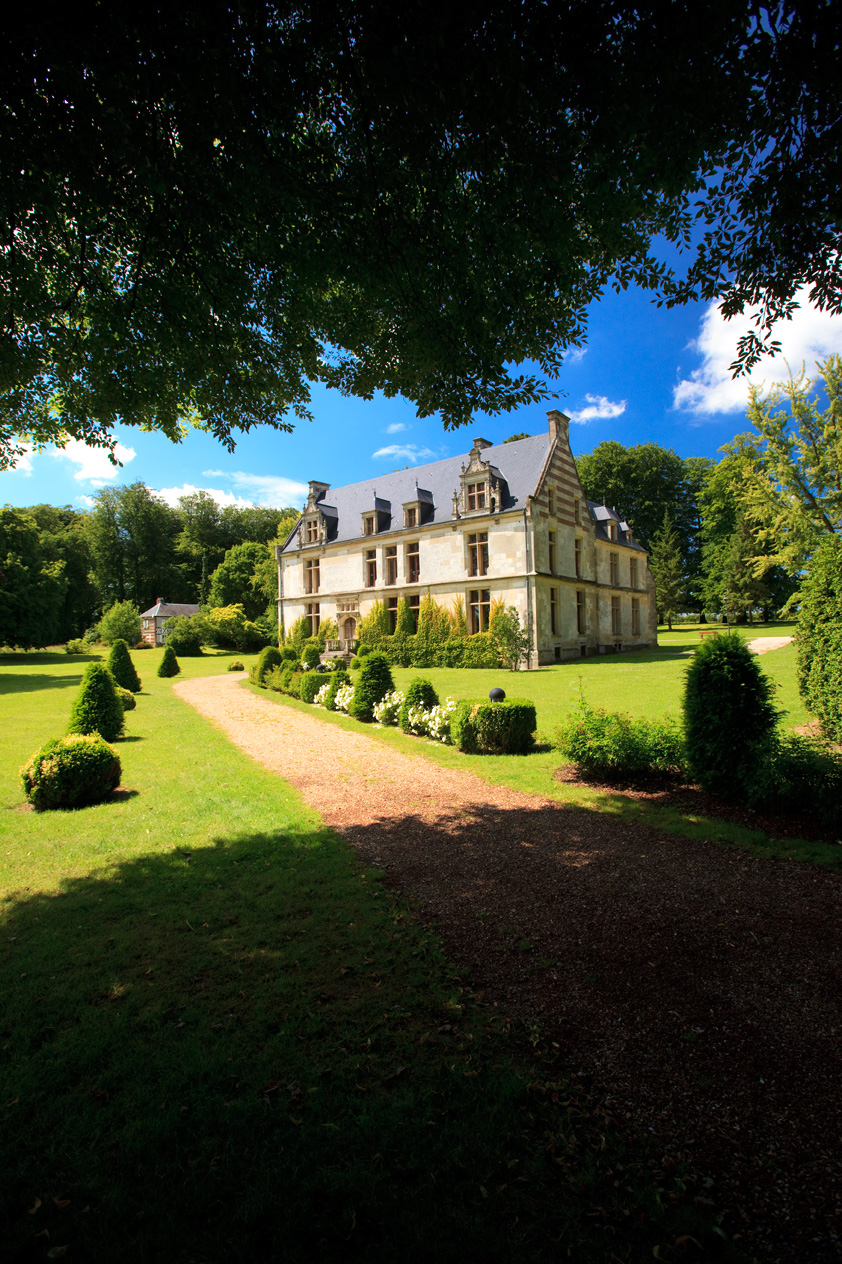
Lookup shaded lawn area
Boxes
[0,651,735,1262]
[385,621,809,740]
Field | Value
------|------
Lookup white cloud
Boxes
[673,287,842,415]
[567,394,627,424]
[198,469,308,507]
[565,345,587,365]
[52,438,136,484]
[371,443,439,463]
[384,422,408,434]
[76,494,96,508]
[155,482,258,509]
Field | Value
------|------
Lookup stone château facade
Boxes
[275,411,657,664]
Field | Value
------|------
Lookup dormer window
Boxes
[305,518,320,544]
[363,515,375,537]
[404,505,417,529]
[607,521,617,542]
[467,482,486,511]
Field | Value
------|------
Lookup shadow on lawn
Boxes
[0,825,741,1264]
[0,672,85,695]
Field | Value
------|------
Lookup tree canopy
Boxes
[2,1,840,468]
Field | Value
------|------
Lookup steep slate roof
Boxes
[587,502,646,552]
[140,601,201,618]
[280,432,551,552]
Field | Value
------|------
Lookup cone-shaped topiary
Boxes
[399,677,439,731]
[68,662,125,742]
[106,638,142,692]
[157,644,181,677]
[683,632,779,804]
[21,733,122,809]
[348,651,394,722]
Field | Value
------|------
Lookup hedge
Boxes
[451,700,536,754]
[252,645,282,686]
[797,535,842,742]
[299,672,323,704]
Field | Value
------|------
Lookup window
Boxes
[365,549,377,587]
[304,559,320,594]
[469,588,491,634]
[611,595,621,635]
[406,541,420,583]
[363,515,375,536]
[574,498,581,525]
[630,557,638,589]
[550,587,558,634]
[574,537,582,578]
[408,594,420,629]
[547,485,555,515]
[548,530,556,574]
[631,597,640,635]
[404,506,417,529]
[385,545,398,585]
[468,531,489,576]
[607,521,617,542]
[609,552,619,586]
[306,602,320,635]
[467,482,486,511]
[387,596,398,632]
[305,518,319,544]
[576,590,585,635]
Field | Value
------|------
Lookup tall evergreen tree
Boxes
[648,510,685,631]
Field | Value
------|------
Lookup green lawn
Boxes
[0,648,736,1262]
[387,622,809,739]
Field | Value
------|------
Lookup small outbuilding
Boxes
[140,598,201,647]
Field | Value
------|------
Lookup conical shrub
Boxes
[107,638,142,692]
[348,652,394,722]
[68,662,125,742]
[158,644,181,677]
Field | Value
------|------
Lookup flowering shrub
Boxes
[314,681,331,706]
[333,682,355,712]
[373,690,405,725]
[403,697,458,742]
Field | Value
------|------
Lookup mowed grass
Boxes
[0,649,737,1262]
[388,621,809,738]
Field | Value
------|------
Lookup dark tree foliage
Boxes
[207,542,272,621]
[2,2,839,468]
[0,507,67,648]
[26,505,99,639]
[106,638,142,693]
[68,662,125,743]
[85,484,183,611]
[797,535,842,742]
[683,633,779,805]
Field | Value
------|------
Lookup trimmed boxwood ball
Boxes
[21,733,122,809]
[399,677,439,732]
[68,662,125,742]
[228,660,244,671]
[683,632,779,804]
[157,644,181,677]
[252,644,282,686]
[348,652,394,722]
[106,638,141,692]
[115,685,136,711]
[280,646,299,663]
[451,700,536,754]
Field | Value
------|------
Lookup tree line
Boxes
[0,489,298,649]
[576,357,841,628]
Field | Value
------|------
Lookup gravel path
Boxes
[175,673,842,1262]
[747,636,795,654]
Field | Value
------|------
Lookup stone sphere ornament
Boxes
[488,687,506,702]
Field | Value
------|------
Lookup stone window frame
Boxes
[364,548,377,588]
[611,594,621,635]
[387,595,398,632]
[574,537,582,578]
[547,484,555,516]
[550,587,558,634]
[576,589,586,635]
[406,540,420,583]
[631,597,641,635]
[385,545,398,585]
[609,551,619,586]
[467,530,489,577]
[630,557,639,589]
[468,587,491,634]
[306,602,320,636]
[548,529,556,574]
[304,558,320,594]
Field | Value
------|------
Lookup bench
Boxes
[698,627,721,638]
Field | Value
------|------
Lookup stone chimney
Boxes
[547,409,570,444]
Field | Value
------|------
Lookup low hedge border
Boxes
[451,700,536,754]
